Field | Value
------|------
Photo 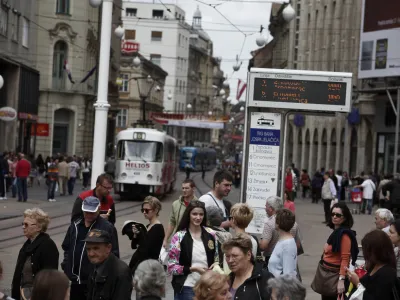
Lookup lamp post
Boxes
[89,0,115,188]
[135,75,156,122]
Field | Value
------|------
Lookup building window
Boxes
[175,79,178,92]
[126,8,137,17]
[150,54,161,66]
[56,0,70,14]
[117,109,128,128]
[125,29,136,40]
[119,74,129,92]
[11,12,19,42]
[152,10,163,19]
[178,34,181,46]
[52,41,68,89]
[22,17,29,47]
[0,6,8,37]
[151,31,162,41]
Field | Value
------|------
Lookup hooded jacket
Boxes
[61,216,119,285]
[229,262,274,300]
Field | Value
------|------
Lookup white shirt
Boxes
[249,235,258,258]
[383,225,391,234]
[199,192,227,217]
[336,175,343,187]
[361,179,376,199]
[268,238,298,277]
[184,238,208,287]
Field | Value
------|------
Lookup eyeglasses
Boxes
[101,184,113,191]
[141,208,153,214]
[22,222,37,227]
[192,201,205,208]
[331,212,343,218]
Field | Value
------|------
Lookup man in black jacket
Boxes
[0,153,9,200]
[61,196,119,300]
[382,173,400,212]
[85,229,132,300]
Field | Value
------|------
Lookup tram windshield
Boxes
[182,150,194,160]
[117,140,163,162]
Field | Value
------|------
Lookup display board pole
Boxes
[395,88,400,174]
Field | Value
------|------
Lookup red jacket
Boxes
[16,159,31,178]
[285,173,293,191]
[71,189,116,224]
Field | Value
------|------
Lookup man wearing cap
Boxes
[85,229,132,300]
[71,174,116,225]
[62,196,119,300]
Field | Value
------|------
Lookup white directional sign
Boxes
[246,112,281,207]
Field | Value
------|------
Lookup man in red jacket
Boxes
[15,153,31,202]
[71,173,116,225]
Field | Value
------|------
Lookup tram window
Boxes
[122,140,164,162]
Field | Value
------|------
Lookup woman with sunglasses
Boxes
[168,201,219,300]
[312,202,359,300]
[127,196,165,277]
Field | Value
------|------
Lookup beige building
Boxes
[263,0,369,176]
[34,0,121,158]
[117,54,167,131]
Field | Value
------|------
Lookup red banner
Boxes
[121,40,140,53]
[31,123,49,136]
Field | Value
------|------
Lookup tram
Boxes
[114,128,178,200]
[179,147,217,171]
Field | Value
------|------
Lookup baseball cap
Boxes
[84,229,111,243]
[82,196,100,213]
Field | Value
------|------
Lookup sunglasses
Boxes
[192,201,205,207]
[331,212,343,218]
[141,208,153,214]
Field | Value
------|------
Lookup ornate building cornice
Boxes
[49,22,78,42]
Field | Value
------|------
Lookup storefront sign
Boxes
[0,107,17,121]
[31,123,49,136]
[245,112,281,234]
[121,40,140,53]
[18,112,38,120]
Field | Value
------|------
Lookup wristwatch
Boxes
[339,276,345,281]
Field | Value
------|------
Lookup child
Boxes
[284,190,295,213]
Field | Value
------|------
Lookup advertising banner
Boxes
[359,0,400,78]
[151,112,228,129]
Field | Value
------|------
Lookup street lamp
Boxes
[219,89,226,96]
[89,0,102,7]
[132,56,141,68]
[223,80,230,89]
[187,103,192,109]
[0,75,3,90]
[282,4,296,22]
[114,25,124,39]
[240,106,244,112]
[208,111,213,116]
[167,91,172,100]
[135,75,157,122]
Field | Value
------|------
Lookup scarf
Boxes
[327,227,359,266]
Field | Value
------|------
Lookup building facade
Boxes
[117,53,167,132]
[0,0,40,155]
[34,0,121,158]
[121,1,190,140]
[263,0,366,176]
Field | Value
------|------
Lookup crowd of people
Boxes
[2,167,400,300]
[0,152,92,202]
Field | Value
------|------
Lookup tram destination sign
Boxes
[247,68,352,112]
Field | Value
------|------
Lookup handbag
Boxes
[349,284,365,300]
[311,260,340,296]
[158,247,169,266]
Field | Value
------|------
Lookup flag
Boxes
[236,79,247,100]
[80,66,97,83]
[63,61,75,84]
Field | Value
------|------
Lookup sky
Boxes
[175,0,273,103]
[136,0,281,103]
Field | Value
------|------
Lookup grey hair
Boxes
[268,275,306,300]
[206,206,224,227]
[266,196,283,211]
[133,260,166,297]
[375,208,394,223]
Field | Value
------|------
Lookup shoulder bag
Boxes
[311,257,340,296]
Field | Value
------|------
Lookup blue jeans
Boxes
[362,198,373,214]
[68,177,76,195]
[174,287,194,300]
[12,177,17,197]
[48,180,57,199]
[17,177,28,201]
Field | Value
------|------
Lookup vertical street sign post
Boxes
[241,68,352,235]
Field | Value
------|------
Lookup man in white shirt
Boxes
[199,170,233,229]
[354,175,376,215]
[374,208,394,233]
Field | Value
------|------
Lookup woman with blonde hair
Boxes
[194,271,231,300]
[125,196,165,275]
[11,208,59,300]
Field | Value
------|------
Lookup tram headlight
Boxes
[121,172,127,180]
[147,174,153,180]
